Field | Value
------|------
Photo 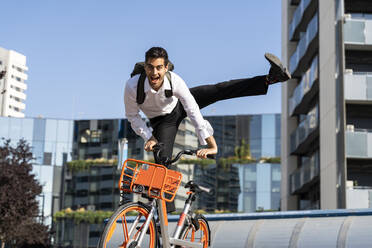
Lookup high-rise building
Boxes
[0,47,28,117]
[282,0,372,210]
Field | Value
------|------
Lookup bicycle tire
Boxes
[179,214,210,248]
[98,202,158,248]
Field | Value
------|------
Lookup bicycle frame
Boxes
[136,197,203,248]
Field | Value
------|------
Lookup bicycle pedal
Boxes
[136,223,161,235]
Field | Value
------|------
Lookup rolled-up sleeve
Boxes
[172,74,214,145]
[124,82,153,141]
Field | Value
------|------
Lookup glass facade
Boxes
[63,165,122,211]
[73,119,137,160]
[194,163,281,213]
[0,117,73,166]
[205,114,281,160]
[0,116,74,226]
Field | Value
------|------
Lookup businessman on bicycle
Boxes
[124,46,290,163]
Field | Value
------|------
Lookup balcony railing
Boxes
[290,151,319,194]
[290,105,319,154]
[289,55,318,115]
[289,0,300,6]
[344,71,372,101]
[344,15,372,48]
[289,13,318,77]
[346,129,372,158]
[289,0,311,40]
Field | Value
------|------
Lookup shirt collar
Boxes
[144,73,172,93]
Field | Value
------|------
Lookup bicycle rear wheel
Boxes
[98,202,157,248]
[180,214,210,248]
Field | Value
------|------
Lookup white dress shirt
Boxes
[124,71,213,145]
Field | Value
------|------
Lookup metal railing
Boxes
[346,129,372,158]
[344,15,372,45]
[290,151,319,194]
[290,105,319,154]
[289,13,318,75]
[289,55,318,115]
[344,71,372,101]
[289,0,312,40]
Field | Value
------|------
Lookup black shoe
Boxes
[264,53,291,84]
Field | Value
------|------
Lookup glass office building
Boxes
[205,114,281,159]
[0,116,74,225]
[193,114,281,212]
[237,163,281,212]
[193,163,281,213]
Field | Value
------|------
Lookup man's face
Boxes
[144,57,168,91]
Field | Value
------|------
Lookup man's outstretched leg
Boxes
[190,53,291,110]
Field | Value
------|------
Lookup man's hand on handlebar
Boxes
[197,135,217,159]
[196,148,217,159]
[144,136,158,152]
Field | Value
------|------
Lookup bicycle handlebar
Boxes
[152,144,216,166]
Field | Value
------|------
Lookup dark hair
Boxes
[145,47,169,66]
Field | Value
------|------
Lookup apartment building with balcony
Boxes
[282,0,372,210]
[0,47,28,117]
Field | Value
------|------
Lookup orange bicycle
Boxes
[98,144,213,248]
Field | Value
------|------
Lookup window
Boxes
[91,130,102,143]
[43,152,52,165]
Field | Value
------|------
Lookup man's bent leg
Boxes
[150,103,184,213]
[150,103,183,163]
[190,75,268,109]
[151,123,178,213]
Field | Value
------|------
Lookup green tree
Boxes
[234,139,251,159]
[0,139,50,247]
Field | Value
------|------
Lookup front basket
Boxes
[119,159,182,202]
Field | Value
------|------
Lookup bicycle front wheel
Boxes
[180,214,210,248]
[98,202,157,248]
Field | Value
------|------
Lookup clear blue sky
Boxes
[1,1,282,119]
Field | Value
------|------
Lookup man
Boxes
[124,47,290,162]
[124,47,290,213]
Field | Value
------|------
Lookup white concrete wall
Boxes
[281,0,300,211]
[0,47,28,117]
[318,0,338,209]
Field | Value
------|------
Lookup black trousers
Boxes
[149,75,268,212]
